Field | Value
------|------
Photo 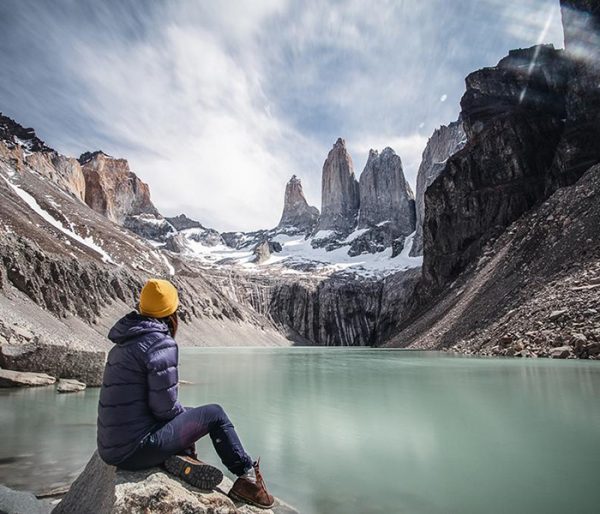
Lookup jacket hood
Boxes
[108,311,169,345]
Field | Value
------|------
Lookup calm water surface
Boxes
[1,348,599,514]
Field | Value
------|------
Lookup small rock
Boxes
[550,346,572,359]
[0,369,56,388]
[549,309,568,321]
[11,325,35,341]
[56,379,86,393]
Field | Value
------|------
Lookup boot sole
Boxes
[164,455,223,490]
[229,489,275,510]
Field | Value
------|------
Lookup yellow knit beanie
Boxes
[139,279,179,318]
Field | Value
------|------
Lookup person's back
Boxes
[97,312,181,465]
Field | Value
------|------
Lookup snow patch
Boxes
[158,251,175,276]
[312,230,335,240]
[343,228,369,243]
[1,175,115,264]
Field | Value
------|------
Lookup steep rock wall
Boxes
[358,147,416,237]
[317,138,360,233]
[411,119,465,256]
[80,151,159,225]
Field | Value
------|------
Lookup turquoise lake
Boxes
[1,348,599,513]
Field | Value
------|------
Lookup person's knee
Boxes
[206,403,229,423]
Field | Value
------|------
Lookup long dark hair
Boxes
[164,310,178,338]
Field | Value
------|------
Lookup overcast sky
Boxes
[0,0,564,231]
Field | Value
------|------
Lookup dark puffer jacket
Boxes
[97,311,184,465]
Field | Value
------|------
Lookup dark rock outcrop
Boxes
[358,147,416,234]
[123,214,175,242]
[317,138,360,233]
[388,163,600,358]
[550,0,600,186]
[386,0,600,354]
[263,269,420,346]
[0,113,52,154]
[79,151,159,225]
[165,214,203,231]
[54,452,298,514]
[411,119,466,256]
[277,175,319,232]
[421,44,570,291]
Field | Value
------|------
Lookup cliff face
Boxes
[411,119,466,256]
[421,44,570,290]
[387,163,600,360]
[317,138,360,233]
[277,175,319,232]
[358,147,416,234]
[385,0,600,356]
[550,0,600,186]
[79,151,159,225]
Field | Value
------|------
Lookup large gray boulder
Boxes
[53,452,298,514]
[317,138,360,233]
[410,119,466,256]
[277,175,319,233]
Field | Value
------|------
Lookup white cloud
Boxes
[66,10,322,232]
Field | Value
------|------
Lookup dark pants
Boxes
[118,404,253,476]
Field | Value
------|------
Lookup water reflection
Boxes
[1,349,599,514]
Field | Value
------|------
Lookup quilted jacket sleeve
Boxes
[145,335,185,421]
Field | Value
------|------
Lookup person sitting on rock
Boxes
[96,278,274,509]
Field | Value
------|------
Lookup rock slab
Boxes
[56,378,87,393]
[0,369,56,387]
[53,451,298,514]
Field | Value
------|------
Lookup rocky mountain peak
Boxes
[277,174,319,232]
[358,146,416,243]
[317,137,360,233]
[0,113,52,153]
[79,151,159,225]
[78,150,113,165]
[165,213,204,231]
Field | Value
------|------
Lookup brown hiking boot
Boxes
[164,454,223,490]
[229,459,275,509]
